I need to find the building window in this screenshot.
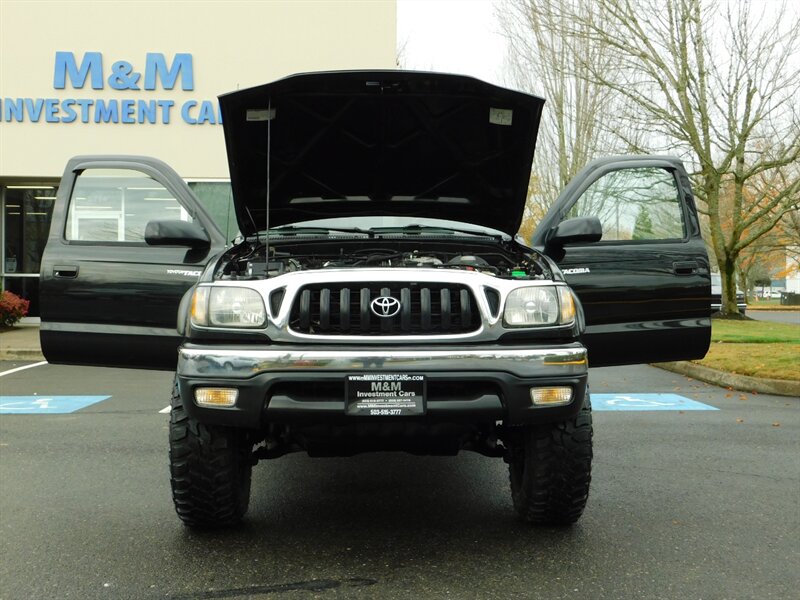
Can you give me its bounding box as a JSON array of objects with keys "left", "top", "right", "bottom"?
[
  {"left": 2, "top": 183, "right": 59, "bottom": 317},
  {"left": 3, "top": 185, "right": 57, "bottom": 273}
]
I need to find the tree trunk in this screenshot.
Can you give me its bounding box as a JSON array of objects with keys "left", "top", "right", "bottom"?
[{"left": 718, "top": 256, "right": 744, "bottom": 317}]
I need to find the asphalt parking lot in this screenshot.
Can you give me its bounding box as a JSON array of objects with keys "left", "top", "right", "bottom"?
[
  {"left": 748, "top": 310, "right": 800, "bottom": 324},
  {"left": 1, "top": 361, "right": 797, "bottom": 600}
]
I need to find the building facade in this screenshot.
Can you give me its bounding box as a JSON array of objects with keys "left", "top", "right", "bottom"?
[{"left": 0, "top": 0, "right": 397, "bottom": 315}]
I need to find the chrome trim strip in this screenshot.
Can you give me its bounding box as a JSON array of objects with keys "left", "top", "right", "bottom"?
[
  {"left": 42, "top": 321, "right": 179, "bottom": 337},
  {"left": 178, "top": 344, "right": 588, "bottom": 379},
  {"left": 195, "top": 268, "right": 573, "bottom": 344}
]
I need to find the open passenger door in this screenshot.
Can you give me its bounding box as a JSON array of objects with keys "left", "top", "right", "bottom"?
[
  {"left": 532, "top": 156, "right": 711, "bottom": 368},
  {"left": 39, "top": 156, "right": 227, "bottom": 370}
]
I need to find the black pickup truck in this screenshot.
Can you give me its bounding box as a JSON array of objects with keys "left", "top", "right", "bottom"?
[{"left": 39, "top": 71, "right": 711, "bottom": 528}]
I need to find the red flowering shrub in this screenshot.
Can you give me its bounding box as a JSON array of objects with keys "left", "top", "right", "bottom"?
[{"left": 0, "top": 290, "right": 29, "bottom": 326}]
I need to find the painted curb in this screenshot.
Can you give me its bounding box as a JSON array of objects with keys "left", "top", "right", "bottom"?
[{"left": 655, "top": 361, "right": 800, "bottom": 397}]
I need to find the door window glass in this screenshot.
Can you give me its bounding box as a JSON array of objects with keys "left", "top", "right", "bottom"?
[
  {"left": 65, "top": 169, "right": 192, "bottom": 242},
  {"left": 567, "top": 167, "right": 685, "bottom": 241}
]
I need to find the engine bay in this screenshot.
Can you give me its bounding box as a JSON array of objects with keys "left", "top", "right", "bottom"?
[{"left": 215, "top": 237, "right": 552, "bottom": 281}]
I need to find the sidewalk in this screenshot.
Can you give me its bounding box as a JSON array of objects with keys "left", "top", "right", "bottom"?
[
  {"left": 1, "top": 324, "right": 797, "bottom": 397},
  {"left": 0, "top": 323, "right": 46, "bottom": 361}
]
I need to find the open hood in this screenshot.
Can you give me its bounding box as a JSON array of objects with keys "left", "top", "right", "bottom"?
[{"left": 218, "top": 71, "right": 544, "bottom": 237}]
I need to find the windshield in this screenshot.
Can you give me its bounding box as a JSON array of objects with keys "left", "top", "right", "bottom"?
[{"left": 266, "top": 216, "right": 510, "bottom": 239}]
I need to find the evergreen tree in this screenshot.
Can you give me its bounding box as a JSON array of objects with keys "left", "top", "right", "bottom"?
[{"left": 632, "top": 206, "right": 653, "bottom": 240}]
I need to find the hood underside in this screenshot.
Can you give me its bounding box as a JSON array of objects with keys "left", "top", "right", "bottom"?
[{"left": 219, "top": 71, "right": 544, "bottom": 237}]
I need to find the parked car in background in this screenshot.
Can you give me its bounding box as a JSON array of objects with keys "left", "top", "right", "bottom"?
[{"left": 710, "top": 273, "right": 747, "bottom": 315}]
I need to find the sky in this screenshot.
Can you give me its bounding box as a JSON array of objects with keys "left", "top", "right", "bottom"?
[{"left": 397, "top": 0, "right": 509, "bottom": 86}]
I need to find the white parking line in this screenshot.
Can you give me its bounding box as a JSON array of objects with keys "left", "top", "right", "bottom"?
[
  {"left": 159, "top": 406, "right": 171, "bottom": 414},
  {"left": 0, "top": 361, "right": 48, "bottom": 378}
]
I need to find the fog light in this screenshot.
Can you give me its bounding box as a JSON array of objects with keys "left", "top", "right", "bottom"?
[
  {"left": 530, "top": 386, "right": 573, "bottom": 406},
  {"left": 195, "top": 388, "right": 238, "bottom": 408}
]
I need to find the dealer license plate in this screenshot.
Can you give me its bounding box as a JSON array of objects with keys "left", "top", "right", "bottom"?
[{"left": 345, "top": 374, "right": 426, "bottom": 416}]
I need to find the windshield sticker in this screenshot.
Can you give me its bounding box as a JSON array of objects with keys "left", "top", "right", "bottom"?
[
  {"left": 246, "top": 108, "right": 276, "bottom": 121},
  {"left": 562, "top": 267, "right": 591, "bottom": 275},
  {"left": 489, "top": 108, "right": 513, "bottom": 126}
]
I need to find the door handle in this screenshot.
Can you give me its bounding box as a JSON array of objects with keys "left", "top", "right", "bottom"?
[
  {"left": 53, "top": 265, "right": 79, "bottom": 278},
  {"left": 672, "top": 261, "right": 698, "bottom": 275}
]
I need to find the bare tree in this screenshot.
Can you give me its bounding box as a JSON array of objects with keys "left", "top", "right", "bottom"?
[
  {"left": 781, "top": 209, "right": 800, "bottom": 269},
  {"left": 396, "top": 36, "right": 408, "bottom": 69},
  {"left": 735, "top": 156, "right": 800, "bottom": 290},
  {"left": 735, "top": 229, "right": 786, "bottom": 300},
  {"left": 505, "top": 0, "right": 800, "bottom": 315},
  {"left": 498, "top": 0, "right": 629, "bottom": 241}
]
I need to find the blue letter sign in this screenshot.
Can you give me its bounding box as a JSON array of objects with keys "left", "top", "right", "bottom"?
[
  {"left": 53, "top": 51, "right": 104, "bottom": 89},
  {"left": 144, "top": 53, "right": 194, "bottom": 90}
]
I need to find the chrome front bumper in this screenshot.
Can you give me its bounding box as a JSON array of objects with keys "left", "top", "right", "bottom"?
[
  {"left": 177, "top": 343, "right": 588, "bottom": 379},
  {"left": 176, "top": 342, "right": 589, "bottom": 428}
]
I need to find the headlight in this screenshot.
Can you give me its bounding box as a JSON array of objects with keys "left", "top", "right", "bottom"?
[
  {"left": 557, "top": 286, "right": 576, "bottom": 324},
  {"left": 190, "top": 286, "right": 266, "bottom": 328},
  {"left": 503, "top": 286, "right": 574, "bottom": 327}
]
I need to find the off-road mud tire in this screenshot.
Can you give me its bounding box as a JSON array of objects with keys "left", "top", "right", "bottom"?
[
  {"left": 508, "top": 396, "right": 593, "bottom": 526},
  {"left": 169, "top": 379, "right": 253, "bottom": 527}
]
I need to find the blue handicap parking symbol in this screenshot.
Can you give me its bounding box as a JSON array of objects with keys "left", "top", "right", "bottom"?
[
  {"left": 0, "top": 396, "right": 111, "bottom": 414},
  {"left": 592, "top": 393, "right": 718, "bottom": 411}
]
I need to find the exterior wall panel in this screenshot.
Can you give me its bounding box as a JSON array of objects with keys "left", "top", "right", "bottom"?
[
  {"left": 0, "top": 0, "right": 397, "bottom": 178},
  {"left": 0, "top": 0, "right": 396, "bottom": 316}
]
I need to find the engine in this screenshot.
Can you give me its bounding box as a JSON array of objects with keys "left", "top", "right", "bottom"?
[{"left": 215, "top": 238, "right": 551, "bottom": 281}]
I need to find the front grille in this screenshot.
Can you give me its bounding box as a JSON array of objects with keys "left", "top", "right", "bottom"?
[{"left": 289, "top": 283, "right": 480, "bottom": 335}]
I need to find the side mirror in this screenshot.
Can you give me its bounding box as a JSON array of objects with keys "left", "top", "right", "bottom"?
[
  {"left": 145, "top": 220, "right": 210, "bottom": 249},
  {"left": 546, "top": 216, "right": 603, "bottom": 249}
]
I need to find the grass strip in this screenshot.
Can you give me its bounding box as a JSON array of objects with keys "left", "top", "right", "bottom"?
[
  {"left": 691, "top": 319, "right": 800, "bottom": 380},
  {"left": 694, "top": 342, "right": 800, "bottom": 381},
  {"left": 710, "top": 319, "right": 800, "bottom": 344}
]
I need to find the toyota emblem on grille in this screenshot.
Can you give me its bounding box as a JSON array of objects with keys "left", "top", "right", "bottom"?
[{"left": 371, "top": 296, "right": 401, "bottom": 318}]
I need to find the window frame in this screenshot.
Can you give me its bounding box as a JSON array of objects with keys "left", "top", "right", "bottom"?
[{"left": 62, "top": 166, "right": 204, "bottom": 246}]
